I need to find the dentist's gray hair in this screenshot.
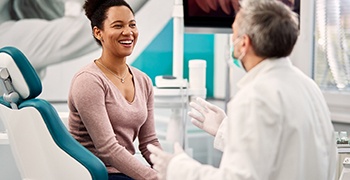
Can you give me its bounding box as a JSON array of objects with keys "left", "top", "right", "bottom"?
[{"left": 237, "top": 0, "right": 299, "bottom": 58}]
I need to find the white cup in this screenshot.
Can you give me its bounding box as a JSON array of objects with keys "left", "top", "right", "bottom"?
[{"left": 188, "top": 59, "right": 206, "bottom": 90}]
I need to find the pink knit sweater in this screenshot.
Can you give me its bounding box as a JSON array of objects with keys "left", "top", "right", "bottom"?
[{"left": 68, "top": 62, "right": 161, "bottom": 179}]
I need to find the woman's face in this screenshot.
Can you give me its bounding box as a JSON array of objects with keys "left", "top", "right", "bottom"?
[{"left": 99, "top": 6, "right": 138, "bottom": 58}]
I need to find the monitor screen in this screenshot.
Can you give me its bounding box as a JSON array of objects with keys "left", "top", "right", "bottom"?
[{"left": 183, "top": 0, "right": 300, "bottom": 34}]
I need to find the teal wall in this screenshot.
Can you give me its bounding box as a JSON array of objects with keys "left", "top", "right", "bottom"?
[{"left": 132, "top": 19, "right": 215, "bottom": 97}]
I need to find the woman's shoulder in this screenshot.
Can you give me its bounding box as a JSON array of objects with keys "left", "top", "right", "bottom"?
[
  {"left": 129, "top": 66, "right": 152, "bottom": 82},
  {"left": 129, "top": 66, "right": 146, "bottom": 76},
  {"left": 129, "top": 66, "right": 154, "bottom": 94},
  {"left": 73, "top": 61, "right": 103, "bottom": 80}
]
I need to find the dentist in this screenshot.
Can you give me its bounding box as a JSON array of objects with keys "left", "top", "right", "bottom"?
[{"left": 148, "top": 0, "right": 337, "bottom": 179}]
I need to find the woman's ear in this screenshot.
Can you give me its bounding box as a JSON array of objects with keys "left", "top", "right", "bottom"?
[{"left": 93, "top": 26, "right": 102, "bottom": 41}]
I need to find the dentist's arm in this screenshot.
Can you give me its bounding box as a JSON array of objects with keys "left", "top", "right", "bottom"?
[{"left": 188, "top": 97, "right": 227, "bottom": 151}]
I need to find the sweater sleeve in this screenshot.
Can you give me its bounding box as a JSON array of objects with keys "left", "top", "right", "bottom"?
[{"left": 69, "top": 72, "right": 157, "bottom": 180}]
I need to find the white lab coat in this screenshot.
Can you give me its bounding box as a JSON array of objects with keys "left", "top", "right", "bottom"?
[{"left": 167, "top": 57, "right": 337, "bottom": 180}]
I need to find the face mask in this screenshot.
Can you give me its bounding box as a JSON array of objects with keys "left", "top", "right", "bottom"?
[
  {"left": 230, "top": 45, "right": 243, "bottom": 68},
  {"left": 228, "top": 36, "right": 246, "bottom": 70}
]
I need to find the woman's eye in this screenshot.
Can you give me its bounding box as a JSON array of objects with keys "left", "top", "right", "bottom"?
[
  {"left": 114, "top": 24, "right": 123, "bottom": 28},
  {"left": 130, "top": 23, "right": 136, "bottom": 28}
]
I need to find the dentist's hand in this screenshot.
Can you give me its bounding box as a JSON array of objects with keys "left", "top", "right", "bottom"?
[
  {"left": 188, "top": 97, "right": 227, "bottom": 136},
  {"left": 148, "top": 142, "right": 184, "bottom": 180}
]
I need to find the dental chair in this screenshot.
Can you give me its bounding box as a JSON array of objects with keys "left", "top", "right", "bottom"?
[{"left": 0, "top": 46, "right": 108, "bottom": 180}]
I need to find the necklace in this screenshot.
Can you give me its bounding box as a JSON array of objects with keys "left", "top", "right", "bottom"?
[{"left": 96, "top": 60, "right": 128, "bottom": 83}]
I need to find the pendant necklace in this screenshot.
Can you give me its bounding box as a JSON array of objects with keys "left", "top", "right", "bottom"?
[{"left": 96, "top": 60, "right": 128, "bottom": 83}]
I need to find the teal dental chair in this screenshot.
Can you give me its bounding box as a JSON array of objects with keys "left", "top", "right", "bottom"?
[{"left": 0, "top": 46, "right": 108, "bottom": 180}]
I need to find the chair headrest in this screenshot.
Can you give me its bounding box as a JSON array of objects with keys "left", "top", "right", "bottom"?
[{"left": 0, "top": 46, "right": 42, "bottom": 100}]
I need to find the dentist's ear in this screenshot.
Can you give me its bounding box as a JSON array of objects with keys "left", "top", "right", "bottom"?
[
  {"left": 241, "top": 34, "right": 248, "bottom": 46},
  {"left": 240, "top": 34, "right": 252, "bottom": 52}
]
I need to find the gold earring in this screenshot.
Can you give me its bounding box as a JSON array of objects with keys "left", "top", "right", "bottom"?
[{"left": 96, "top": 36, "right": 103, "bottom": 41}]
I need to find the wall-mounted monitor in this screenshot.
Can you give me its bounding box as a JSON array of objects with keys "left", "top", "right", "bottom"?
[
  {"left": 183, "top": 0, "right": 237, "bottom": 34},
  {"left": 183, "top": 0, "right": 300, "bottom": 34}
]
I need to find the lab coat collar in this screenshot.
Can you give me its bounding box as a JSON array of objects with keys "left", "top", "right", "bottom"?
[{"left": 237, "top": 57, "right": 292, "bottom": 89}]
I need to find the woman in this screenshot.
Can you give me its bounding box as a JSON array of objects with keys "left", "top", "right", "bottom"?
[{"left": 68, "top": 0, "right": 161, "bottom": 179}]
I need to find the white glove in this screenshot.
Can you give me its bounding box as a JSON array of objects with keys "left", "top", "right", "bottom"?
[
  {"left": 188, "top": 97, "right": 227, "bottom": 136},
  {"left": 147, "top": 142, "right": 184, "bottom": 180}
]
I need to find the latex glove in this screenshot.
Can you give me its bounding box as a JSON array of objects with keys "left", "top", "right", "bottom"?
[
  {"left": 147, "top": 142, "right": 184, "bottom": 180},
  {"left": 188, "top": 97, "right": 226, "bottom": 136}
]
